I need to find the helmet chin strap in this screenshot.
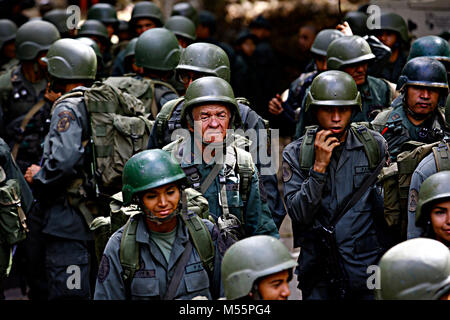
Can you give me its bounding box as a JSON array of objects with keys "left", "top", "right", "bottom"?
[
  {"left": 402, "top": 94, "right": 434, "bottom": 121},
  {"left": 139, "top": 199, "right": 180, "bottom": 225}
]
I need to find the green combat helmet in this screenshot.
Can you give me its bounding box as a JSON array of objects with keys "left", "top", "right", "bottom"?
[
  {"left": 415, "top": 171, "right": 450, "bottom": 228},
  {"left": 181, "top": 76, "right": 242, "bottom": 129},
  {"left": 134, "top": 28, "right": 180, "bottom": 71},
  {"left": 87, "top": 3, "right": 118, "bottom": 26},
  {"left": 76, "top": 37, "right": 102, "bottom": 60},
  {"left": 407, "top": 36, "right": 450, "bottom": 65},
  {"left": 0, "top": 19, "right": 17, "bottom": 50},
  {"left": 171, "top": 2, "right": 198, "bottom": 26},
  {"left": 310, "top": 29, "right": 344, "bottom": 57},
  {"left": 77, "top": 20, "right": 109, "bottom": 42},
  {"left": 176, "top": 42, "right": 231, "bottom": 83},
  {"left": 369, "top": 11, "right": 409, "bottom": 44},
  {"left": 15, "top": 20, "right": 60, "bottom": 61},
  {"left": 376, "top": 238, "right": 450, "bottom": 300},
  {"left": 326, "top": 35, "right": 376, "bottom": 70},
  {"left": 396, "top": 57, "right": 449, "bottom": 106},
  {"left": 305, "top": 70, "right": 362, "bottom": 112},
  {"left": 164, "top": 16, "right": 197, "bottom": 42},
  {"left": 122, "top": 149, "right": 186, "bottom": 206},
  {"left": 41, "top": 38, "right": 97, "bottom": 80},
  {"left": 130, "top": 1, "right": 164, "bottom": 27},
  {"left": 123, "top": 37, "right": 138, "bottom": 61},
  {"left": 221, "top": 235, "right": 297, "bottom": 300},
  {"left": 344, "top": 11, "right": 368, "bottom": 37},
  {"left": 43, "top": 9, "right": 72, "bottom": 36}
]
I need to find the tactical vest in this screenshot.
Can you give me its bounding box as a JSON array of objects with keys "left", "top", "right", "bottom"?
[
  {"left": 299, "top": 123, "right": 381, "bottom": 172},
  {"left": 379, "top": 140, "right": 450, "bottom": 240},
  {"left": 103, "top": 76, "right": 178, "bottom": 120}
]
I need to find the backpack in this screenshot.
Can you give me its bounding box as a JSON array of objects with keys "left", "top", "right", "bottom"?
[
  {"left": 299, "top": 123, "right": 382, "bottom": 172},
  {"left": 378, "top": 140, "right": 450, "bottom": 240},
  {"left": 104, "top": 76, "right": 178, "bottom": 120},
  {"left": 55, "top": 82, "right": 154, "bottom": 196},
  {"left": 0, "top": 166, "right": 28, "bottom": 277},
  {"left": 89, "top": 187, "right": 213, "bottom": 267}
]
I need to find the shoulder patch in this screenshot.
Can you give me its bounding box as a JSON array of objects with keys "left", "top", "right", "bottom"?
[
  {"left": 391, "top": 113, "right": 400, "bottom": 121},
  {"left": 56, "top": 110, "right": 75, "bottom": 132},
  {"left": 282, "top": 161, "right": 293, "bottom": 183},
  {"left": 408, "top": 188, "right": 418, "bottom": 212},
  {"left": 97, "top": 254, "right": 110, "bottom": 283}
]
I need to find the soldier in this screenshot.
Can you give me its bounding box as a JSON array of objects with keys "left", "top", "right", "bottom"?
[
  {"left": 0, "top": 19, "right": 18, "bottom": 73},
  {"left": 148, "top": 42, "right": 286, "bottom": 229},
  {"left": 43, "top": 9, "right": 76, "bottom": 39},
  {"left": 105, "top": 28, "right": 180, "bottom": 120},
  {"left": 412, "top": 171, "right": 450, "bottom": 247},
  {"left": 164, "top": 16, "right": 197, "bottom": 49},
  {"left": 367, "top": 12, "right": 409, "bottom": 84},
  {"left": 283, "top": 70, "right": 390, "bottom": 300},
  {"left": 221, "top": 235, "right": 297, "bottom": 300},
  {"left": 94, "top": 149, "right": 226, "bottom": 300},
  {"left": 270, "top": 29, "right": 344, "bottom": 139},
  {"left": 76, "top": 37, "right": 106, "bottom": 81},
  {"left": 326, "top": 36, "right": 393, "bottom": 122},
  {"left": 87, "top": 3, "right": 119, "bottom": 41},
  {"left": 163, "top": 76, "right": 279, "bottom": 239},
  {"left": 171, "top": 2, "right": 199, "bottom": 26},
  {"left": 371, "top": 57, "right": 449, "bottom": 161},
  {"left": 112, "top": 1, "right": 164, "bottom": 77},
  {"left": 375, "top": 238, "right": 450, "bottom": 300},
  {"left": 129, "top": 1, "right": 164, "bottom": 37},
  {"left": 0, "top": 20, "right": 60, "bottom": 173},
  {"left": 407, "top": 97, "right": 450, "bottom": 239},
  {"left": 24, "top": 38, "right": 98, "bottom": 299},
  {"left": 77, "top": 20, "right": 112, "bottom": 76},
  {"left": 407, "top": 35, "right": 450, "bottom": 74},
  {"left": 0, "top": 137, "right": 33, "bottom": 300}
]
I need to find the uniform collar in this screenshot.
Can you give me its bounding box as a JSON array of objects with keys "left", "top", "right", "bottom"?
[{"left": 344, "top": 126, "right": 364, "bottom": 151}]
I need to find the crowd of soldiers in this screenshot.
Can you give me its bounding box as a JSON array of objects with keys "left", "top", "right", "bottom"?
[{"left": 0, "top": 1, "right": 449, "bottom": 301}]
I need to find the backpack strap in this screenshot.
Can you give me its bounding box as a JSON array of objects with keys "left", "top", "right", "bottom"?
[
  {"left": 119, "top": 216, "right": 140, "bottom": 299},
  {"left": 155, "top": 97, "right": 184, "bottom": 147},
  {"left": 299, "top": 125, "right": 319, "bottom": 171},
  {"left": 148, "top": 79, "right": 178, "bottom": 120},
  {"left": 234, "top": 146, "right": 254, "bottom": 202},
  {"left": 433, "top": 141, "right": 450, "bottom": 171},
  {"left": 350, "top": 123, "right": 381, "bottom": 170}
]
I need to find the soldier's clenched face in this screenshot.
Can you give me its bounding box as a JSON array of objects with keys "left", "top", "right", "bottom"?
[
  {"left": 315, "top": 105, "right": 353, "bottom": 138},
  {"left": 191, "top": 104, "right": 231, "bottom": 144},
  {"left": 406, "top": 85, "right": 440, "bottom": 116}
]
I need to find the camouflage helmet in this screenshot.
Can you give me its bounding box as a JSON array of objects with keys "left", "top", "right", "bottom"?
[
  {"left": 171, "top": 2, "right": 198, "bottom": 26},
  {"left": 310, "top": 29, "right": 344, "bottom": 57},
  {"left": 181, "top": 76, "right": 241, "bottom": 128},
  {"left": 305, "top": 70, "right": 362, "bottom": 112},
  {"left": 15, "top": 20, "right": 60, "bottom": 61},
  {"left": 407, "top": 36, "right": 450, "bottom": 65},
  {"left": 396, "top": 57, "right": 449, "bottom": 103},
  {"left": 176, "top": 42, "right": 231, "bottom": 83},
  {"left": 375, "top": 238, "right": 450, "bottom": 300},
  {"left": 0, "top": 19, "right": 17, "bottom": 50},
  {"left": 76, "top": 37, "right": 102, "bottom": 59},
  {"left": 327, "top": 35, "right": 376, "bottom": 70},
  {"left": 369, "top": 11, "right": 409, "bottom": 44},
  {"left": 415, "top": 171, "right": 450, "bottom": 228},
  {"left": 130, "top": 1, "right": 164, "bottom": 27},
  {"left": 135, "top": 28, "right": 180, "bottom": 71},
  {"left": 78, "top": 20, "right": 109, "bottom": 42},
  {"left": 165, "top": 16, "right": 196, "bottom": 42},
  {"left": 122, "top": 149, "right": 186, "bottom": 206},
  {"left": 221, "top": 235, "right": 297, "bottom": 300},
  {"left": 87, "top": 3, "right": 118, "bottom": 25},
  {"left": 344, "top": 11, "right": 369, "bottom": 37},
  {"left": 41, "top": 38, "right": 97, "bottom": 80},
  {"left": 43, "top": 9, "right": 72, "bottom": 35}
]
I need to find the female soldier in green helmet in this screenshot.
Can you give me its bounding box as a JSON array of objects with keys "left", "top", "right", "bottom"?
[
  {"left": 94, "top": 149, "right": 225, "bottom": 300},
  {"left": 415, "top": 171, "right": 450, "bottom": 248}
]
